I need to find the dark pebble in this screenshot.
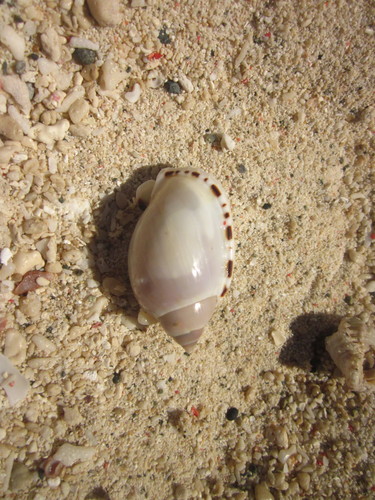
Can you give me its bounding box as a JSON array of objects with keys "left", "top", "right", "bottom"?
[
  {"left": 15, "top": 60, "right": 26, "bottom": 75},
  {"left": 28, "top": 53, "right": 39, "bottom": 61},
  {"left": 262, "top": 203, "right": 272, "bottom": 210},
  {"left": 237, "top": 164, "right": 247, "bottom": 174},
  {"left": 112, "top": 372, "right": 121, "bottom": 384},
  {"left": 73, "top": 48, "right": 98, "bottom": 66},
  {"left": 2, "top": 61, "right": 8, "bottom": 75},
  {"left": 158, "top": 27, "right": 171, "bottom": 45},
  {"left": 164, "top": 79, "right": 182, "bottom": 95},
  {"left": 225, "top": 407, "right": 239, "bottom": 421}
]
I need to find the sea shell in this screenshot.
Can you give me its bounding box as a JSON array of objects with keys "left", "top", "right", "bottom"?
[
  {"left": 325, "top": 316, "right": 375, "bottom": 392},
  {"left": 128, "top": 168, "right": 234, "bottom": 353}
]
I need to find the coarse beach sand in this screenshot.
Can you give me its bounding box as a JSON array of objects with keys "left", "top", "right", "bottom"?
[{"left": 0, "top": 0, "right": 374, "bottom": 498}]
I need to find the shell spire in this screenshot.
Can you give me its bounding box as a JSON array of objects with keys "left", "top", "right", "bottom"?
[{"left": 128, "top": 168, "right": 234, "bottom": 352}]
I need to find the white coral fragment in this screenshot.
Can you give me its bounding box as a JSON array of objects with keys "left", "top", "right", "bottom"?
[
  {"left": 0, "top": 75, "right": 31, "bottom": 115},
  {"left": 325, "top": 316, "right": 375, "bottom": 392},
  {"left": 29, "top": 119, "right": 70, "bottom": 146},
  {"left": 0, "top": 23, "right": 25, "bottom": 60}
]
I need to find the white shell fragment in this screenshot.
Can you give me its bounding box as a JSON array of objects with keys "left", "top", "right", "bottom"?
[
  {"left": 325, "top": 316, "right": 375, "bottom": 392},
  {"left": 128, "top": 168, "right": 234, "bottom": 353},
  {"left": 124, "top": 83, "right": 142, "bottom": 103}
]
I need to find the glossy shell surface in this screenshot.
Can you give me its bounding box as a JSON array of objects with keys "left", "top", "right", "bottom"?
[{"left": 128, "top": 168, "right": 234, "bottom": 352}]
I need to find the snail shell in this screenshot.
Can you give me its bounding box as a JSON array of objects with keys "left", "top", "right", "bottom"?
[{"left": 128, "top": 168, "right": 234, "bottom": 353}]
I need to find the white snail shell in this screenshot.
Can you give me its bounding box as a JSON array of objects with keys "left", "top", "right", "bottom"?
[{"left": 128, "top": 168, "right": 234, "bottom": 353}]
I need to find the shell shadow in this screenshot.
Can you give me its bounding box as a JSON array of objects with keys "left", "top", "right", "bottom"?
[
  {"left": 89, "top": 164, "right": 172, "bottom": 317},
  {"left": 279, "top": 312, "right": 342, "bottom": 372}
]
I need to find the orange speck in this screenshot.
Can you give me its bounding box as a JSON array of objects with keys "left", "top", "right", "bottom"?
[{"left": 191, "top": 406, "right": 200, "bottom": 417}]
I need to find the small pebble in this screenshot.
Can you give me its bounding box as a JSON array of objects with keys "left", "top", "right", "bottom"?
[
  {"left": 0, "top": 23, "right": 25, "bottom": 60},
  {"left": 13, "top": 250, "right": 44, "bottom": 275},
  {"left": 29, "top": 119, "right": 70, "bottom": 146},
  {"left": 32, "top": 334, "right": 56, "bottom": 353},
  {"left": 14, "top": 60, "right": 26, "bottom": 75},
  {"left": 73, "top": 48, "right": 98, "bottom": 66},
  {"left": 52, "top": 443, "right": 96, "bottom": 467},
  {"left": 297, "top": 472, "right": 311, "bottom": 491},
  {"left": 0, "top": 115, "right": 24, "bottom": 141},
  {"left": 0, "top": 75, "right": 31, "bottom": 114},
  {"left": 86, "top": 0, "right": 121, "bottom": 27},
  {"left": 69, "top": 37, "right": 99, "bottom": 51},
  {"left": 4, "top": 329, "right": 27, "bottom": 365},
  {"left": 178, "top": 73, "right": 194, "bottom": 93},
  {"left": 63, "top": 406, "right": 83, "bottom": 426},
  {"left": 126, "top": 341, "right": 141, "bottom": 357},
  {"left": 99, "top": 59, "right": 124, "bottom": 91},
  {"left": 68, "top": 98, "right": 90, "bottom": 124},
  {"left": 164, "top": 80, "right": 182, "bottom": 95},
  {"left": 221, "top": 133, "right": 236, "bottom": 151},
  {"left": 262, "top": 203, "right": 272, "bottom": 210},
  {"left": 158, "top": 27, "right": 171, "bottom": 45},
  {"left": 40, "top": 27, "right": 61, "bottom": 62},
  {"left": 254, "top": 482, "right": 274, "bottom": 500},
  {"left": 225, "top": 407, "right": 239, "bottom": 421},
  {"left": 9, "top": 462, "right": 36, "bottom": 492},
  {"left": 237, "top": 164, "right": 247, "bottom": 174}
]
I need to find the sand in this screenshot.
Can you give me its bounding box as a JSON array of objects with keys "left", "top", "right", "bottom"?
[{"left": 0, "top": 0, "right": 374, "bottom": 498}]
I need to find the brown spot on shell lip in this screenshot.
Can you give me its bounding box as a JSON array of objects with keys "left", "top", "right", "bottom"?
[
  {"left": 224, "top": 212, "right": 230, "bottom": 218},
  {"left": 221, "top": 286, "right": 228, "bottom": 297},
  {"left": 211, "top": 184, "right": 221, "bottom": 197},
  {"left": 226, "top": 226, "right": 233, "bottom": 240},
  {"left": 164, "top": 170, "right": 178, "bottom": 177},
  {"left": 191, "top": 172, "right": 200, "bottom": 177},
  {"left": 227, "top": 260, "right": 233, "bottom": 278}
]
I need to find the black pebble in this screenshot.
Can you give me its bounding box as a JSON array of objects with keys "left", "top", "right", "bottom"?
[
  {"left": 164, "top": 80, "right": 182, "bottom": 95},
  {"left": 73, "top": 48, "right": 98, "bottom": 66},
  {"left": 237, "top": 164, "right": 247, "bottom": 174},
  {"left": 112, "top": 372, "right": 121, "bottom": 384},
  {"left": 262, "top": 203, "right": 272, "bottom": 210},
  {"left": 28, "top": 53, "right": 39, "bottom": 61},
  {"left": 225, "top": 407, "right": 239, "bottom": 421},
  {"left": 158, "top": 27, "right": 171, "bottom": 45}
]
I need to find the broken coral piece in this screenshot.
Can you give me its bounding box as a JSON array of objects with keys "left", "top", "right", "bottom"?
[{"left": 325, "top": 316, "right": 375, "bottom": 392}]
